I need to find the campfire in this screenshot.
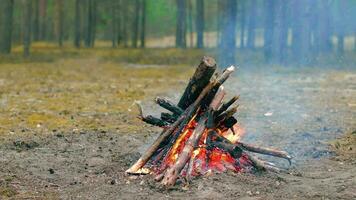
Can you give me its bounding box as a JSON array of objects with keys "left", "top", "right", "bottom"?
[{"left": 126, "top": 56, "right": 291, "bottom": 187}]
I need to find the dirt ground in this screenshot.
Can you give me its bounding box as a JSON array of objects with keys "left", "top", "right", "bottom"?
[{"left": 0, "top": 50, "right": 355, "bottom": 199}]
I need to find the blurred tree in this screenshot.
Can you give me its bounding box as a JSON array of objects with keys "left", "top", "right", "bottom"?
[
  {"left": 196, "top": 0, "right": 204, "bottom": 48},
  {"left": 140, "top": 0, "right": 146, "bottom": 48},
  {"left": 336, "top": 0, "right": 346, "bottom": 55},
  {"left": 111, "top": 0, "right": 118, "bottom": 48},
  {"left": 33, "top": 0, "right": 40, "bottom": 41},
  {"left": 176, "top": 0, "right": 187, "bottom": 48},
  {"left": 219, "top": 0, "right": 237, "bottom": 66},
  {"left": 317, "top": 0, "right": 332, "bottom": 54},
  {"left": 132, "top": 0, "right": 140, "bottom": 48},
  {"left": 55, "top": 0, "right": 64, "bottom": 47},
  {"left": 85, "top": 0, "right": 97, "bottom": 47},
  {"left": 187, "top": 0, "right": 193, "bottom": 47},
  {"left": 246, "top": 0, "right": 256, "bottom": 49},
  {"left": 23, "top": 0, "right": 32, "bottom": 57},
  {"left": 122, "top": 0, "right": 128, "bottom": 47},
  {"left": 291, "top": 0, "right": 312, "bottom": 65},
  {"left": 239, "top": 0, "right": 246, "bottom": 49},
  {"left": 39, "top": 0, "right": 47, "bottom": 40},
  {"left": 263, "top": 0, "right": 275, "bottom": 63},
  {"left": 271, "top": 0, "right": 288, "bottom": 64},
  {"left": 74, "top": 0, "right": 81, "bottom": 48},
  {"left": 0, "top": 0, "right": 14, "bottom": 54}
]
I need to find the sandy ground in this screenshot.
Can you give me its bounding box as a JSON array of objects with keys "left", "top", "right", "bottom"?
[{"left": 0, "top": 56, "right": 355, "bottom": 199}]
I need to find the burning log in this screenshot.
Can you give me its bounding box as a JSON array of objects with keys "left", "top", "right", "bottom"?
[
  {"left": 126, "top": 56, "right": 292, "bottom": 187},
  {"left": 161, "top": 87, "right": 225, "bottom": 187}
]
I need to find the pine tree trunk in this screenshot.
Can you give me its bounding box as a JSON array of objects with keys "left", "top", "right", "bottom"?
[
  {"left": 317, "top": 0, "right": 332, "bottom": 54},
  {"left": 140, "top": 0, "right": 146, "bottom": 48},
  {"left": 196, "top": 0, "right": 204, "bottom": 48},
  {"left": 337, "top": 0, "right": 346, "bottom": 56},
  {"left": 219, "top": 0, "right": 237, "bottom": 66},
  {"left": 239, "top": 0, "right": 246, "bottom": 49},
  {"left": 187, "top": 0, "right": 194, "bottom": 47},
  {"left": 132, "top": 0, "right": 140, "bottom": 48},
  {"left": 33, "top": 0, "right": 40, "bottom": 41},
  {"left": 111, "top": 0, "right": 118, "bottom": 48},
  {"left": 55, "top": 0, "right": 64, "bottom": 47},
  {"left": 90, "top": 0, "right": 97, "bottom": 47},
  {"left": 263, "top": 0, "right": 275, "bottom": 63},
  {"left": 291, "top": 0, "right": 312, "bottom": 65},
  {"left": 122, "top": 1, "right": 128, "bottom": 47},
  {"left": 23, "top": 0, "right": 32, "bottom": 57},
  {"left": 0, "top": 0, "right": 14, "bottom": 54},
  {"left": 271, "top": 0, "right": 288, "bottom": 64},
  {"left": 39, "top": 0, "right": 47, "bottom": 40},
  {"left": 74, "top": 0, "right": 81, "bottom": 48},
  {"left": 176, "top": 0, "right": 187, "bottom": 48},
  {"left": 85, "top": 0, "right": 92, "bottom": 47},
  {"left": 246, "top": 0, "right": 256, "bottom": 49}
]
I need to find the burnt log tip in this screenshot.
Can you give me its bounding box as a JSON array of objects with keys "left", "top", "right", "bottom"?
[{"left": 201, "top": 56, "right": 216, "bottom": 68}]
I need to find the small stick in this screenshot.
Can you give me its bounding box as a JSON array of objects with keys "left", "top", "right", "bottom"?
[{"left": 155, "top": 97, "right": 183, "bottom": 116}]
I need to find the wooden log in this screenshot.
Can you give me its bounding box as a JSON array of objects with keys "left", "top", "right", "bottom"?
[
  {"left": 202, "top": 66, "right": 235, "bottom": 108},
  {"left": 126, "top": 79, "right": 217, "bottom": 174},
  {"left": 177, "top": 56, "right": 217, "bottom": 109},
  {"left": 216, "top": 95, "right": 239, "bottom": 116},
  {"left": 215, "top": 105, "right": 238, "bottom": 124},
  {"left": 238, "top": 142, "right": 292, "bottom": 165},
  {"left": 210, "top": 128, "right": 291, "bottom": 163},
  {"left": 161, "top": 87, "right": 225, "bottom": 187},
  {"left": 160, "top": 112, "right": 176, "bottom": 123},
  {"left": 155, "top": 97, "right": 183, "bottom": 116},
  {"left": 141, "top": 115, "right": 170, "bottom": 127}
]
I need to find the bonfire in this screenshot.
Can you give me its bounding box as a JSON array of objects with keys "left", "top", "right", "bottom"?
[{"left": 126, "top": 56, "right": 291, "bottom": 187}]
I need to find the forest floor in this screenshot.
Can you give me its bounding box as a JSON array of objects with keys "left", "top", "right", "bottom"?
[{"left": 0, "top": 45, "right": 355, "bottom": 199}]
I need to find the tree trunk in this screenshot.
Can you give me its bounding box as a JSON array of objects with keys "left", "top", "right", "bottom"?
[
  {"left": 122, "top": 0, "right": 128, "bottom": 47},
  {"left": 337, "top": 0, "right": 346, "bottom": 56},
  {"left": 0, "top": 0, "right": 14, "bottom": 54},
  {"left": 176, "top": 0, "right": 187, "bottom": 48},
  {"left": 291, "top": 0, "right": 312, "bottom": 65},
  {"left": 219, "top": 0, "right": 237, "bottom": 66},
  {"left": 74, "top": 0, "right": 81, "bottom": 48},
  {"left": 317, "top": 0, "right": 332, "bottom": 54},
  {"left": 140, "top": 0, "right": 146, "bottom": 48},
  {"left": 132, "top": 0, "right": 140, "bottom": 48},
  {"left": 55, "top": 0, "right": 64, "bottom": 47},
  {"left": 239, "top": 0, "right": 246, "bottom": 49},
  {"left": 196, "top": 0, "right": 204, "bottom": 48},
  {"left": 187, "top": 0, "right": 194, "bottom": 47},
  {"left": 271, "top": 0, "right": 288, "bottom": 64},
  {"left": 246, "top": 0, "right": 256, "bottom": 49},
  {"left": 263, "top": 0, "right": 275, "bottom": 63},
  {"left": 39, "top": 0, "right": 47, "bottom": 40},
  {"left": 33, "top": 0, "right": 40, "bottom": 41},
  {"left": 111, "top": 0, "right": 118, "bottom": 48},
  {"left": 117, "top": 0, "right": 122, "bottom": 46},
  {"left": 91, "top": 0, "right": 97, "bottom": 47},
  {"left": 23, "top": 0, "right": 32, "bottom": 57}
]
